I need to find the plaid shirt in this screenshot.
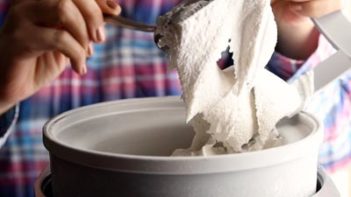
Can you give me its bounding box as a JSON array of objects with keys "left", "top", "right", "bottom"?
[{"left": 0, "top": 1, "right": 350, "bottom": 197}]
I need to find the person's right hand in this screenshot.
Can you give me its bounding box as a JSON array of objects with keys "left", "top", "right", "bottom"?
[{"left": 0, "top": 0, "right": 121, "bottom": 114}]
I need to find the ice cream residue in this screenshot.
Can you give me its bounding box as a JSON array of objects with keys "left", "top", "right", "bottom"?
[{"left": 156, "top": 0, "right": 303, "bottom": 155}]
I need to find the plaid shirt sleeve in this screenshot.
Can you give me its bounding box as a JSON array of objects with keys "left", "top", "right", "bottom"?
[
  {"left": 267, "top": 35, "right": 336, "bottom": 81},
  {"left": 267, "top": 35, "right": 351, "bottom": 172},
  {"left": 0, "top": 105, "right": 19, "bottom": 148}
]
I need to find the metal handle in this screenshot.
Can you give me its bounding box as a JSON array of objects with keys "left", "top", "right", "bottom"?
[
  {"left": 104, "top": 14, "right": 156, "bottom": 32},
  {"left": 311, "top": 11, "right": 351, "bottom": 90}
]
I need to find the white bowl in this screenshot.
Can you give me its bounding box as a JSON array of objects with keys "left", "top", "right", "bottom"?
[{"left": 43, "top": 97, "right": 323, "bottom": 197}]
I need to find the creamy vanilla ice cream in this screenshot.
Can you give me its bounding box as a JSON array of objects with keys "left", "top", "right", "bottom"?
[{"left": 156, "top": 0, "right": 304, "bottom": 155}]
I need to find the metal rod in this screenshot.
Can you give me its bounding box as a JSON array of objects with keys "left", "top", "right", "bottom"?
[{"left": 104, "top": 14, "right": 156, "bottom": 32}]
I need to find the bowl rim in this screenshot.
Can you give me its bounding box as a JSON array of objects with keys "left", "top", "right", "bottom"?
[{"left": 43, "top": 96, "right": 323, "bottom": 175}]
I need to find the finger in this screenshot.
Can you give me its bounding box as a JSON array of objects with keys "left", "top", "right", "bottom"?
[
  {"left": 29, "top": 26, "right": 87, "bottom": 74},
  {"left": 87, "top": 42, "right": 94, "bottom": 57},
  {"left": 27, "top": 0, "right": 89, "bottom": 53},
  {"left": 73, "top": 0, "right": 105, "bottom": 42},
  {"left": 49, "top": 51, "right": 67, "bottom": 76},
  {"left": 53, "top": 51, "right": 67, "bottom": 68},
  {"left": 289, "top": 0, "right": 342, "bottom": 17},
  {"left": 96, "top": 0, "right": 121, "bottom": 16},
  {"left": 36, "top": 52, "right": 67, "bottom": 81}
]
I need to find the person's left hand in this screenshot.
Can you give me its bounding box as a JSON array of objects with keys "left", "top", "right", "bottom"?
[
  {"left": 272, "top": 0, "right": 342, "bottom": 24},
  {"left": 271, "top": 0, "right": 342, "bottom": 59}
]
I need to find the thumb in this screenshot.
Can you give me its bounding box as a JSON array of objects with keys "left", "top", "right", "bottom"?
[{"left": 97, "top": 0, "right": 121, "bottom": 16}]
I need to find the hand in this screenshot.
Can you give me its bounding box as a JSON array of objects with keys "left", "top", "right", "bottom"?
[
  {"left": 0, "top": 0, "right": 121, "bottom": 114},
  {"left": 271, "top": 0, "right": 342, "bottom": 59},
  {"left": 272, "top": 0, "right": 342, "bottom": 23}
]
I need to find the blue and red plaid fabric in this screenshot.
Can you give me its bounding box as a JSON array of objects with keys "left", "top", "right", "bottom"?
[
  {"left": 0, "top": 1, "right": 350, "bottom": 197},
  {"left": 269, "top": 35, "right": 351, "bottom": 172}
]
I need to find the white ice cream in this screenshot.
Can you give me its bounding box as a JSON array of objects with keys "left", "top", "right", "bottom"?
[{"left": 156, "top": 0, "right": 303, "bottom": 155}]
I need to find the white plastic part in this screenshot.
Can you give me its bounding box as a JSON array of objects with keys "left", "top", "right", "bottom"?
[{"left": 43, "top": 97, "right": 324, "bottom": 197}]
